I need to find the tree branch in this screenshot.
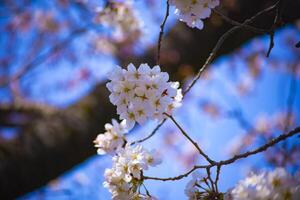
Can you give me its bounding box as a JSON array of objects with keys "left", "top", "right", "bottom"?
[
  {"left": 136, "top": 2, "right": 279, "bottom": 145},
  {"left": 144, "top": 126, "right": 300, "bottom": 181},
  {"left": 166, "top": 113, "right": 215, "bottom": 165},
  {"left": 157, "top": 0, "right": 170, "bottom": 65}
]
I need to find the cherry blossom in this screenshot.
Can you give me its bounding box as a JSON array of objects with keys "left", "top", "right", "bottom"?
[
  {"left": 107, "top": 63, "right": 182, "bottom": 128},
  {"left": 170, "top": 0, "right": 220, "bottom": 29},
  {"left": 94, "top": 119, "right": 128, "bottom": 155},
  {"left": 103, "top": 144, "right": 162, "bottom": 200}
]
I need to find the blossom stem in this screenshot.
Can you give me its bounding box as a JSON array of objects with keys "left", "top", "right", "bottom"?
[{"left": 164, "top": 113, "right": 216, "bottom": 165}]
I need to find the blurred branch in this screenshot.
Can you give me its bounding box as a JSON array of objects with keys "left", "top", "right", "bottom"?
[
  {"left": 9, "top": 34, "right": 46, "bottom": 101},
  {"left": 225, "top": 109, "right": 254, "bottom": 132},
  {"left": 212, "top": 8, "right": 269, "bottom": 34},
  {"left": 0, "top": 100, "right": 58, "bottom": 115},
  {"left": 0, "top": 27, "right": 88, "bottom": 88},
  {"left": 283, "top": 64, "right": 297, "bottom": 132}
]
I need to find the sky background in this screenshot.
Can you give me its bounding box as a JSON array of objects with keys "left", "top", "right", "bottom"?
[
  {"left": 20, "top": 26, "right": 300, "bottom": 199},
  {"left": 0, "top": 0, "right": 299, "bottom": 199}
]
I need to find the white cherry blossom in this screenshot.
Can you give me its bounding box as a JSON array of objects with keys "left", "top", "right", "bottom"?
[
  {"left": 107, "top": 63, "right": 182, "bottom": 128},
  {"left": 94, "top": 119, "right": 128, "bottom": 155},
  {"left": 103, "top": 144, "right": 162, "bottom": 199}
]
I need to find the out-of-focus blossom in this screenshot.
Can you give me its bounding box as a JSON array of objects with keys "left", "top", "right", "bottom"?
[
  {"left": 170, "top": 0, "right": 220, "bottom": 29},
  {"left": 94, "top": 1, "right": 143, "bottom": 43},
  {"left": 200, "top": 101, "right": 221, "bottom": 118},
  {"left": 227, "top": 168, "right": 300, "bottom": 200},
  {"left": 93, "top": 36, "right": 117, "bottom": 55},
  {"left": 35, "top": 10, "right": 60, "bottom": 33}
]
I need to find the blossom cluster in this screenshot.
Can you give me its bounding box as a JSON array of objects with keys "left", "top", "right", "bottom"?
[
  {"left": 103, "top": 145, "right": 161, "bottom": 200},
  {"left": 94, "top": 119, "right": 128, "bottom": 155},
  {"left": 94, "top": 0, "right": 143, "bottom": 43},
  {"left": 106, "top": 63, "right": 182, "bottom": 128},
  {"left": 227, "top": 168, "right": 300, "bottom": 200},
  {"left": 94, "top": 119, "right": 161, "bottom": 199},
  {"left": 170, "top": 0, "right": 220, "bottom": 29}
]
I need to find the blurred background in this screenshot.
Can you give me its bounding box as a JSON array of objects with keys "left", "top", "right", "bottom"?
[{"left": 0, "top": 0, "right": 300, "bottom": 199}]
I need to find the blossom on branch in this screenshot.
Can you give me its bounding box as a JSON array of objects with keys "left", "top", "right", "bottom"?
[
  {"left": 103, "top": 144, "right": 161, "bottom": 200},
  {"left": 94, "top": 119, "right": 128, "bottom": 155},
  {"left": 107, "top": 63, "right": 182, "bottom": 128},
  {"left": 170, "top": 0, "right": 220, "bottom": 29}
]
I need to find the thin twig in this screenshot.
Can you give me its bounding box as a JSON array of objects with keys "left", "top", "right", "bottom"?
[
  {"left": 183, "top": 3, "right": 278, "bottom": 96},
  {"left": 217, "top": 127, "right": 300, "bottom": 166},
  {"left": 143, "top": 165, "right": 207, "bottom": 181},
  {"left": 267, "top": 31, "right": 275, "bottom": 57},
  {"left": 131, "top": 119, "right": 166, "bottom": 145},
  {"left": 166, "top": 113, "right": 216, "bottom": 164},
  {"left": 267, "top": 0, "right": 286, "bottom": 57},
  {"left": 144, "top": 126, "right": 300, "bottom": 181},
  {"left": 206, "top": 167, "right": 215, "bottom": 192},
  {"left": 196, "top": 183, "right": 211, "bottom": 193},
  {"left": 213, "top": 9, "right": 269, "bottom": 34},
  {"left": 214, "top": 165, "right": 221, "bottom": 193},
  {"left": 157, "top": 0, "right": 170, "bottom": 65},
  {"left": 134, "top": 2, "right": 279, "bottom": 146}
]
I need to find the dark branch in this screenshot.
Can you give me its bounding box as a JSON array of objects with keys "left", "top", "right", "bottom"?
[
  {"left": 144, "top": 126, "right": 300, "bottom": 181},
  {"left": 157, "top": 0, "right": 170, "bottom": 65}
]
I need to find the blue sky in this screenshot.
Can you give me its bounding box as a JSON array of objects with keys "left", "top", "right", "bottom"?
[
  {"left": 20, "top": 25, "right": 300, "bottom": 199},
  {"left": 1, "top": 0, "right": 299, "bottom": 199}
]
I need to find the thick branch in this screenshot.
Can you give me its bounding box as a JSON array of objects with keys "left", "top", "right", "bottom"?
[{"left": 0, "top": 85, "right": 116, "bottom": 199}]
